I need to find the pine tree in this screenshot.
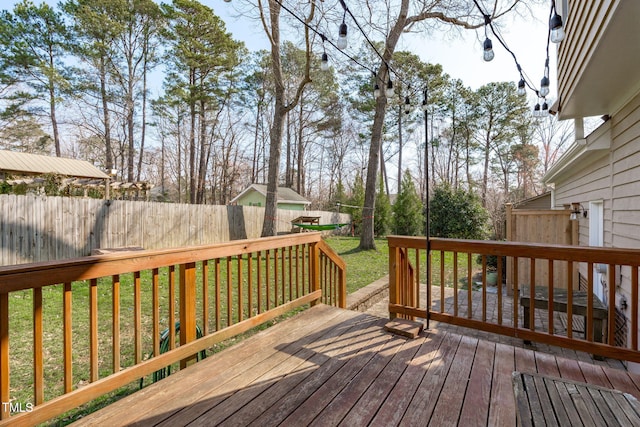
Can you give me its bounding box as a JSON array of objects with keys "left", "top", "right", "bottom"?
[
  {"left": 374, "top": 175, "right": 392, "bottom": 237},
  {"left": 393, "top": 170, "right": 424, "bottom": 236}
]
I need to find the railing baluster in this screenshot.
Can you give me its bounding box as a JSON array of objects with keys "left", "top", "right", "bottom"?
[
  {"left": 466, "top": 253, "right": 472, "bottom": 319},
  {"left": 567, "top": 263, "right": 573, "bottom": 339},
  {"left": 266, "top": 250, "right": 271, "bottom": 310},
  {"left": 152, "top": 268, "right": 160, "bottom": 356},
  {"left": 226, "top": 257, "right": 232, "bottom": 326},
  {"left": 440, "top": 251, "right": 445, "bottom": 313},
  {"left": 247, "top": 254, "right": 253, "bottom": 318},
  {"left": 273, "top": 248, "right": 279, "bottom": 307},
  {"left": 63, "top": 282, "right": 72, "bottom": 393},
  {"left": 237, "top": 256, "right": 243, "bottom": 322},
  {"left": 134, "top": 272, "right": 141, "bottom": 364},
  {"left": 414, "top": 249, "right": 420, "bottom": 312},
  {"left": 112, "top": 275, "right": 120, "bottom": 372},
  {"left": 548, "top": 260, "right": 554, "bottom": 336},
  {"left": 295, "top": 245, "right": 300, "bottom": 299},
  {"left": 289, "top": 246, "right": 293, "bottom": 303},
  {"left": 169, "top": 266, "right": 176, "bottom": 350},
  {"left": 90, "top": 278, "right": 98, "bottom": 382},
  {"left": 281, "top": 247, "right": 286, "bottom": 304},
  {"left": 513, "top": 258, "right": 519, "bottom": 330},
  {"left": 633, "top": 266, "right": 638, "bottom": 351},
  {"left": 1, "top": 291, "right": 9, "bottom": 420},
  {"left": 33, "top": 287, "right": 43, "bottom": 405},
  {"left": 257, "top": 252, "right": 262, "bottom": 314},
  {"left": 587, "top": 262, "right": 594, "bottom": 342},
  {"left": 497, "top": 255, "right": 503, "bottom": 325},
  {"left": 214, "top": 259, "right": 220, "bottom": 330},
  {"left": 608, "top": 263, "right": 616, "bottom": 346},
  {"left": 529, "top": 260, "right": 535, "bottom": 332},
  {"left": 453, "top": 252, "right": 458, "bottom": 317},
  {"left": 202, "top": 261, "right": 209, "bottom": 335},
  {"left": 482, "top": 255, "right": 487, "bottom": 322}
]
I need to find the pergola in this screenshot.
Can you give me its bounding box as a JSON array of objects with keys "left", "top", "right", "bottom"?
[{"left": 0, "top": 150, "right": 148, "bottom": 199}]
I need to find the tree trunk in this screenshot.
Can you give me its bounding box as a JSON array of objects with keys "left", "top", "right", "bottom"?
[
  {"left": 359, "top": 0, "right": 409, "bottom": 250},
  {"left": 100, "top": 57, "right": 113, "bottom": 171}
]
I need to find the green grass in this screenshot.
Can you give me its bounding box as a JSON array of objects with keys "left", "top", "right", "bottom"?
[{"left": 324, "top": 236, "right": 389, "bottom": 293}]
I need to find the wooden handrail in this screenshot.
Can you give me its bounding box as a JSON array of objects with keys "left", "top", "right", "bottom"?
[
  {"left": 387, "top": 235, "right": 640, "bottom": 363},
  {"left": 0, "top": 233, "right": 346, "bottom": 424}
]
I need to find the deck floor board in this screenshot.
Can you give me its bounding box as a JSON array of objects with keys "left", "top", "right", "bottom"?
[{"left": 72, "top": 305, "right": 640, "bottom": 427}]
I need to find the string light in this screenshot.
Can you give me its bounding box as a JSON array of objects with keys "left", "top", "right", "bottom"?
[
  {"left": 404, "top": 95, "right": 411, "bottom": 114},
  {"left": 226, "top": 0, "right": 557, "bottom": 112},
  {"left": 482, "top": 15, "right": 494, "bottom": 62},
  {"left": 549, "top": 1, "right": 565, "bottom": 43},
  {"left": 385, "top": 78, "right": 394, "bottom": 98},
  {"left": 337, "top": 17, "right": 348, "bottom": 50}
]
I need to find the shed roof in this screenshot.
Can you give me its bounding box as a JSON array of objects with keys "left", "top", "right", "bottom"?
[
  {"left": 230, "top": 184, "right": 310, "bottom": 205},
  {"left": 0, "top": 150, "right": 109, "bottom": 179}
]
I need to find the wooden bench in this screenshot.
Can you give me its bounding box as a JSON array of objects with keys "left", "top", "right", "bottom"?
[
  {"left": 519, "top": 286, "right": 608, "bottom": 343},
  {"left": 512, "top": 371, "right": 640, "bottom": 426}
]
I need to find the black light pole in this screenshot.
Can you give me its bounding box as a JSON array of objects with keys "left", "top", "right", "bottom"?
[{"left": 422, "top": 88, "right": 430, "bottom": 329}]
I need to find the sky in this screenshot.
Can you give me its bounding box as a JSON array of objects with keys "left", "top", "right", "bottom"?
[
  {"left": 205, "top": 1, "right": 558, "bottom": 99},
  {"left": 3, "top": 0, "right": 558, "bottom": 101}
]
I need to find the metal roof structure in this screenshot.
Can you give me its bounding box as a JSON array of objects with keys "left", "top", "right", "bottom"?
[{"left": 0, "top": 150, "right": 109, "bottom": 179}]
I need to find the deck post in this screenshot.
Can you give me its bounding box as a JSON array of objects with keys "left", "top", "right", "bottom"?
[
  {"left": 180, "top": 262, "right": 197, "bottom": 368},
  {"left": 0, "top": 292, "right": 8, "bottom": 420}
]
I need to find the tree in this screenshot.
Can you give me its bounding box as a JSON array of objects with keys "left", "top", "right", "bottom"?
[
  {"left": 359, "top": 0, "right": 529, "bottom": 250},
  {"left": 63, "top": 0, "right": 126, "bottom": 170},
  {"left": 430, "top": 183, "right": 488, "bottom": 239},
  {"left": 393, "top": 170, "right": 424, "bottom": 236},
  {"left": 3, "top": 0, "right": 70, "bottom": 156},
  {"left": 163, "top": 0, "right": 243, "bottom": 203},
  {"left": 475, "top": 81, "right": 529, "bottom": 205},
  {"left": 256, "top": 0, "right": 318, "bottom": 236},
  {"left": 374, "top": 175, "right": 392, "bottom": 236}
]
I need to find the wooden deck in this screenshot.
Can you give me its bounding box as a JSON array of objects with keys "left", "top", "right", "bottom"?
[{"left": 73, "top": 305, "right": 640, "bottom": 426}]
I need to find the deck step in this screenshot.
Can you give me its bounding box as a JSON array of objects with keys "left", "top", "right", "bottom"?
[{"left": 384, "top": 319, "right": 424, "bottom": 339}]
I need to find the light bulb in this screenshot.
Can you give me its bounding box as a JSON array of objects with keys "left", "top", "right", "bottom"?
[
  {"left": 320, "top": 52, "right": 329, "bottom": 71},
  {"left": 517, "top": 79, "right": 526, "bottom": 96},
  {"left": 421, "top": 99, "right": 428, "bottom": 112},
  {"left": 541, "top": 101, "right": 549, "bottom": 117},
  {"left": 540, "top": 76, "right": 550, "bottom": 97},
  {"left": 533, "top": 103, "right": 541, "bottom": 118},
  {"left": 483, "top": 38, "right": 494, "bottom": 62},
  {"left": 404, "top": 96, "right": 410, "bottom": 114},
  {"left": 337, "top": 23, "right": 347, "bottom": 50},
  {"left": 550, "top": 13, "right": 565, "bottom": 43},
  {"left": 385, "top": 79, "right": 394, "bottom": 98},
  {"left": 374, "top": 83, "right": 381, "bottom": 98}
]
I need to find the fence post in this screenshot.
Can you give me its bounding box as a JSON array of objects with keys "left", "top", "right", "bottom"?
[
  {"left": 0, "top": 292, "right": 8, "bottom": 420},
  {"left": 180, "top": 262, "right": 197, "bottom": 368}
]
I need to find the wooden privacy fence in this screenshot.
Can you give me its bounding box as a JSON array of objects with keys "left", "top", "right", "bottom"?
[
  {"left": 506, "top": 204, "right": 578, "bottom": 293},
  {"left": 388, "top": 236, "right": 640, "bottom": 363},
  {"left": 0, "top": 232, "right": 346, "bottom": 425},
  {"left": 0, "top": 194, "right": 350, "bottom": 266}
]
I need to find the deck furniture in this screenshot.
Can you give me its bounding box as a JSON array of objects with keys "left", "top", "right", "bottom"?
[
  {"left": 519, "top": 286, "right": 608, "bottom": 343},
  {"left": 513, "top": 371, "right": 640, "bottom": 426}
]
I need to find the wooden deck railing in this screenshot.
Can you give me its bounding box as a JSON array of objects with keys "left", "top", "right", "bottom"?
[
  {"left": 0, "top": 233, "right": 346, "bottom": 425},
  {"left": 388, "top": 236, "right": 640, "bottom": 363}
]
